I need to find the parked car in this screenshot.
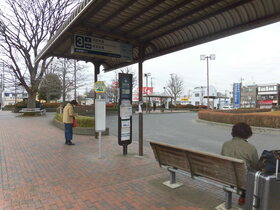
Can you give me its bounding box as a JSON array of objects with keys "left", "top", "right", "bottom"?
[{"left": 221, "top": 106, "right": 233, "bottom": 110}]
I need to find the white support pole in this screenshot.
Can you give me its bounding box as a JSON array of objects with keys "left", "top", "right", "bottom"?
[{"left": 98, "top": 131, "right": 102, "bottom": 158}]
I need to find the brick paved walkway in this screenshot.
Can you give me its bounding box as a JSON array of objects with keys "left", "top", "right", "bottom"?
[{"left": 0, "top": 111, "right": 237, "bottom": 210}]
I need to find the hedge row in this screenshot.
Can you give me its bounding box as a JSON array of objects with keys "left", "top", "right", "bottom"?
[
  {"left": 198, "top": 110, "right": 280, "bottom": 128},
  {"left": 215, "top": 108, "right": 270, "bottom": 113},
  {"left": 55, "top": 113, "right": 95, "bottom": 127}
]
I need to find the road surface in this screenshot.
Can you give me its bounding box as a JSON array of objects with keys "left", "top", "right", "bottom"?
[{"left": 106, "top": 112, "right": 280, "bottom": 155}]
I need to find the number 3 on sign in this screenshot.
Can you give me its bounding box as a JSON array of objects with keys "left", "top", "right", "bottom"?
[{"left": 75, "top": 36, "right": 84, "bottom": 48}]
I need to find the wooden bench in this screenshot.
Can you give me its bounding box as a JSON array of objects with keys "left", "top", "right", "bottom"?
[
  {"left": 150, "top": 141, "right": 247, "bottom": 210},
  {"left": 19, "top": 108, "right": 46, "bottom": 116}
]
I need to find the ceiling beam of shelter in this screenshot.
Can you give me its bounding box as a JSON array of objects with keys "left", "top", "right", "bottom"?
[
  {"left": 144, "top": 0, "right": 253, "bottom": 43},
  {"left": 137, "top": 0, "right": 225, "bottom": 41},
  {"left": 125, "top": 0, "right": 195, "bottom": 35},
  {"left": 96, "top": 1, "right": 135, "bottom": 27},
  {"left": 72, "top": 0, "right": 111, "bottom": 28},
  {"left": 110, "top": 0, "right": 166, "bottom": 32},
  {"left": 144, "top": 13, "right": 280, "bottom": 61}
]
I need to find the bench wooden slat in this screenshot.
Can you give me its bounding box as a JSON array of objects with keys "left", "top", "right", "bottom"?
[
  {"left": 150, "top": 141, "right": 247, "bottom": 190},
  {"left": 154, "top": 145, "right": 189, "bottom": 170}
]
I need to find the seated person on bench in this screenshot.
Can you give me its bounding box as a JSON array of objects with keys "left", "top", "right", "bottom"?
[{"left": 221, "top": 122, "right": 259, "bottom": 206}]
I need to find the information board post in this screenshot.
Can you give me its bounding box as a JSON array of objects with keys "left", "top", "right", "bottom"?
[
  {"left": 94, "top": 81, "right": 106, "bottom": 158},
  {"left": 118, "top": 73, "right": 133, "bottom": 155}
]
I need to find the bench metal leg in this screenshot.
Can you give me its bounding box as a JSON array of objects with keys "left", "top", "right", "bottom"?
[
  {"left": 224, "top": 190, "right": 232, "bottom": 209},
  {"left": 170, "top": 170, "right": 176, "bottom": 184},
  {"left": 163, "top": 168, "right": 183, "bottom": 189}
]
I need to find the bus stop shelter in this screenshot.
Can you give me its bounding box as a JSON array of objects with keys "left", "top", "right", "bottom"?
[
  {"left": 35, "top": 0, "right": 280, "bottom": 155},
  {"left": 146, "top": 94, "right": 174, "bottom": 112}
]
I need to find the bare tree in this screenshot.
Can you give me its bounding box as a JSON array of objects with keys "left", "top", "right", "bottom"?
[
  {"left": 47, "top": 58, "right": 93, "bottom": 103},
  {"left": 166, "top": 74, "right": 184, "bottom": 103},
  {"left": 2, "top": 68, "right": 24, "bottom": 104},
  {"left": 0, "top": 0, "right": 79, "bottom": 107}
]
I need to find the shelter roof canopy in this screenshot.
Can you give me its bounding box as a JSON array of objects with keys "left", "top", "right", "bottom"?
[{"left": 36, "top": 0, "right": 280, "bottom": 72}]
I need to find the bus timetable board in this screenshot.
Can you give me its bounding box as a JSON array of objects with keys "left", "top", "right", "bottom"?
[{"left": 118, "top": 73, "right": 133, "bottom": 155}]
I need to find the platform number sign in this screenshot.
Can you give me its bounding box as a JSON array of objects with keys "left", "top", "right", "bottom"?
[{"left": 75, "top": 35, "right": 92, "bottom": 49}]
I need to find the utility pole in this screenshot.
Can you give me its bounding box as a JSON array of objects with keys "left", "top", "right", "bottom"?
[{"left": 150, "top": 77, "right": 154, "bottom": 91}]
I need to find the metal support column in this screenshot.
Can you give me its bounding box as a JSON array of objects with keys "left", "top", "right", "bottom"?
[
  {"left": 94, "top": 63, "right": 100, "bottom": 83},
  {"left": 138, "top": 60, "right": 143, "bottom": 156},
  {"left": 206, "top": 57, "right": 210, "bottom": 109},
  {"left": 138, "top": 45, "right": 144, "bottom": 156},
  {"left": 94, "top": 62, "right": 101, "bottom": 100}
]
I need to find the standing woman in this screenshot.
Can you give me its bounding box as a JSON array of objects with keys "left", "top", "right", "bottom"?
[{"left": 63, "top": 100, "right": 78, "bottom": 145}]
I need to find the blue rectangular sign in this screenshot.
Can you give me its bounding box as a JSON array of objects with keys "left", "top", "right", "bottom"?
[{"left": 234, "top": 83, "right": 241, "bottom": 108}]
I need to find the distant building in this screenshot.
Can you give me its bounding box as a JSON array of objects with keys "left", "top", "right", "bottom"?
[
  {"left": 240, "top": 85, "right": 257, "bottom": 108},
  {"left": 189, "top": 86, "right": 220, "bottom": 108},
  {"left": 232, "top": 83, "right": 280, "bottom": 109},
  {"left": 1, "top": 92, "right": 28, "bottom": 106},
  {"left": 256, "top": 83, "right": 279, "bottom": 108},
  {"left": 80, "top": 98, "right": 94, "bottom": 105}
]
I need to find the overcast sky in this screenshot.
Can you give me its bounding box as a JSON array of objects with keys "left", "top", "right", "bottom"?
[{"left": 97, "top": 21, "right": 280, "bottom": 95}]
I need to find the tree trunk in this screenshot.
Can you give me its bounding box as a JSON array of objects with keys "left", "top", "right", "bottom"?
[{"left": 27, "top": 91, "right": 36, "bottom": 108}]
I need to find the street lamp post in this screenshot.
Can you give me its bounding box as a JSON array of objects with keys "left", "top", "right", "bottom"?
[{"left": 200, "top": 54, "right": 215, "bottom": 109}]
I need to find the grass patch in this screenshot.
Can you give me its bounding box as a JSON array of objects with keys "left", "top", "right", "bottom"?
[{"left": 55, "top": 113, "right": 95, "bottom": 127}]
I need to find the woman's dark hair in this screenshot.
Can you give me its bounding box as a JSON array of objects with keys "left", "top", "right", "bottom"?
[
  {"left": 70, "top": 100, "right": 78, "bottom": 106},
  {"left": 231, "top": 122, "right": 252, "bottom": 139}
]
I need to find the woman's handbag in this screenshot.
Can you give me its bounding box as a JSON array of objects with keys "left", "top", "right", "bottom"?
[{"left": 73, "top": 118, "right": 78, "bottom": 128}]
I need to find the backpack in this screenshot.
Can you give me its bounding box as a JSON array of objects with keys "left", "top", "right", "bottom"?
[{"left": 257, "top": 150, "right": 280, "bottom": 173}]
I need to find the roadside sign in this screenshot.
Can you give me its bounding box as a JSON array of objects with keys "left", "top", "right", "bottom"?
[
  {"left": 233, "top": 83, "right": 241, "bottom": 108},
  {"left": 181, "top": 98, "right": 189, "bottom": 101},
  {"left": 94, "top": 81, "right": 106, "bottom": 93}
]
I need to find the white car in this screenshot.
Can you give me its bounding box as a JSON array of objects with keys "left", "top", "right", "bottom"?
[{"left": 221, "top": 106, "right": 233, "bottom": 110}]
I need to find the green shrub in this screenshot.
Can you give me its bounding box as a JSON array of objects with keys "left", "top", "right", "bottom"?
[
  {"left": 55, "top": 113, "right": 63, "bottom": 122},
  {"left": 43, "top": 103, "right": 61, "bottom": 108},
  {"left": 186, "top": 104, "right": 195, "bottom": 109},
  {"left": 55, "top": 113, "right": 95, "bottom": 127},
  {"left": 106, "top": 106, "right": 118, "bottom": 111},
  {"left": 3, "top": 105, "right": 14, "bottom": 110},
  {"left": 14, "top": 101, "right": 27, "bottom": 108},
  {"left": 174, "top": 104, "right": 196, "bottom": 109}
]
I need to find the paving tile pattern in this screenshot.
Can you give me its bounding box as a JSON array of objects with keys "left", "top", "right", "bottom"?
[{"left": 0, "top": 112, "right": 232, "bottom": 209}]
